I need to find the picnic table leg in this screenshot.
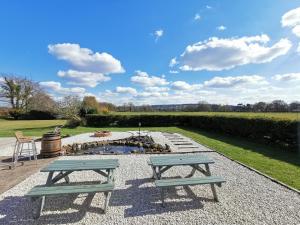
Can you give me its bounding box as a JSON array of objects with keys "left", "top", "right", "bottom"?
[
  {"left": 103, "top": 191, "right": 111, "bottom": 213},
  {"left": 204, "top": 164, "right": 219, "bottom": 201},
  {"left": 151, "top": 166, "right": 158, "bottom": 179},
  {"left": 186, "top": 168, "right": 196, "bottom": 178},
  {"left": 157, "top": 166, "right": 166, "bottom": 207},
  {"left": 160, "top": 188, "right": 165, "bottom": 207},
  {"left": 46, "top": 171, "right": 54, "bottom": 185},
  {"left": 31, "top": 196, "right": 45, "bottom": 219}
]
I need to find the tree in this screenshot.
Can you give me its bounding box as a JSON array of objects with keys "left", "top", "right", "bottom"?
[
  {"left": 253, "top": 102, "right": 267, "bottom": 112},
  {"left": 80, "top": 96, "right": 100, "bottom": 116},
  {"left": 27, "top": 91, "right": 57, "bottom": 113},
  {"left": 289, "top": 101, "right": 300, "bottom": 112},
  {"left": 58, "top": 95, "right": 81, "bottom": 119},
  {"left": 0, "top": 75, "right": 40, "bottom": 111},
  {"left": 267, "top": 100, "right": 289, "bottom": 112},
  {"left": 197, "top": 101, "right": 212, "bottom": 112}
]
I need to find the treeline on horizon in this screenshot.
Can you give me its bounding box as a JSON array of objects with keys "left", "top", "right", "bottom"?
[
  {"left": 115, "top": 100, "right": 300, "bottom": 112},
  {"left": 0, "top": 75, "right": 299, "bottom": 118}
]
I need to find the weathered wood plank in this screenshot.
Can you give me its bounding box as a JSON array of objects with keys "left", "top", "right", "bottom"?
[
  {"left": 26, "top": 183, "right": 114, "bottom": 197},
  {"left": 150, "top": 155, "right": 214, "bottom": 166},
  {"left": 155, "top": 176, "right": 225, "bottom": 187},
  {"left": 41, "top": 159, "right": 119, "bottom": 172}
]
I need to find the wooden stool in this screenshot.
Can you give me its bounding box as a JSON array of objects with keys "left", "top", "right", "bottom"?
[{"left": 12, "top": 131, "right": 38, "bottom": 166}]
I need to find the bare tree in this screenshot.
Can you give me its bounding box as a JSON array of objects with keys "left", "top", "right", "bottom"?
[
  {"left": 58, "top": 95, "right": 81, "bottom": 119},
  {"left": 27, "top": 91, "right": 57, "bottom": 113}
]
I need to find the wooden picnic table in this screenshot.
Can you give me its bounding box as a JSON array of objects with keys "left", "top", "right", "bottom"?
[
  {"left": 41, "top": 159, "right": 119, "bottom": 185},
  {"left": 149, "top": 154, "right": 215, "bottom": 179},
  {"left": 26, "top": 159, "right": 119, "bottom": 218},
  {"left": 148, "top": 154, "right": 225, "bottom": 206}
]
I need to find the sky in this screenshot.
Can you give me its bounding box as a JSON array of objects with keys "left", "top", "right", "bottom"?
[{"left": 0, "top": 0, "right": 300, "bottom": 105}]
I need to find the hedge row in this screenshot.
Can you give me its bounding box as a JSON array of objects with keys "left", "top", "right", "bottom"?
[{"left": 86, "top": 114, "right": 299, "bottom": 151}]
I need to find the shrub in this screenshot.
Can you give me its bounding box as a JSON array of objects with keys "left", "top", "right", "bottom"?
[
  {"left": 8, "top": 110, "right": 57, "bottom": 120},
  {"left": 85, "top": 114, "right": 299, "bottom": 150},
  {"left": 65, "top": 115, "right": 82, "bottom": 128},
  {"left": 20, "top": 110, "right": 57, "bottom": 120},
  {"left": 8, "top": 109, "right": 23, "bottom": 119}
]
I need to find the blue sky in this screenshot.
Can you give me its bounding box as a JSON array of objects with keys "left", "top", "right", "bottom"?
[{"left": 0, "top": 0, "right": 300, "bottom": 105}]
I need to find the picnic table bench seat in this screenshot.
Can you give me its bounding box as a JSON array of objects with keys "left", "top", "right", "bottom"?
[
  {"left": 26, "top": 182, "right": 114, "bottom": 197},
  {"left": 155, "top": 176, "right": 225, "bottom": 188},
  {"left": 26, "top": 182, "right": 114, "bottom": 218},
  {"left": 155, "top": 176, "right": 225, "bottom": 207}
]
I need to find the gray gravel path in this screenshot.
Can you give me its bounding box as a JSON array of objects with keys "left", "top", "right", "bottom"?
[{"left": 0, "top": 153, "right": 299, "bottom": 225}]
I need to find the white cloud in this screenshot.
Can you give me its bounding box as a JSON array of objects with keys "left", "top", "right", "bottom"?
[
  {"left": 194, "top": 14, "right": 201, "bottom": 21},
  {"left": 131, "top": 70, "right": 169, "bottom": 87},
  {"left": 292, "top": 25, "right": 300, "bottom": 37},
  {"left": 40, "top": 81, "right": 86, "bottom": 95},
  {"left": 137, "top": 91, "right": 169, "bottom": 98},
  {"left": 203, "top": 75, "right": 267, "bottom": 88},
  {"left": 144, "top": 86, "right": 170, "bottom": 92},
  {"left": 48, "top": 43, "right": 125, "bottom": 74},
  {"left": 298, "top": 43, "right": 300, "bottom": 53},
  {"left": 116, "top": 86, "right": 137, "bottom": 95},
  {"left": 169, "top": 70, "right": 179, "bottom": 74},
  {"left": 171, "top": 81, "right": 202, "bottom": 91},
  {"left": 272, "top": 73, "right": 300, "bottom": 81},
  {"left": 281, "top": 7, "right": 300, "bottom": 28},
  {"left": 0, "top": 77, "right": 4, "bottom": 84},
  {"left": 169, "top": 58, "right": 178, "bottom": 67},
  {"left": 206, "top": 5, "right": 212, "bottom": 9},
  {"left": 154, "top": 29, "right": 164, "bottom": 42},
  {"left": 173, "top": 35, "right": 291, "bottom": 71},
  {"left": 216, "top": 25, "right": 226, "bottom": 31},
  {"left": 57, "top": 70, "right": 110, "bottom": 87}
]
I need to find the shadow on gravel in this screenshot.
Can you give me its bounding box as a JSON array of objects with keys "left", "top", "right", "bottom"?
[
  {"left": 110, "top": 177, "right": 214, "bottom": 218},
  {"left": 0, "top": 193, "right": 105, "bottom": 224}
]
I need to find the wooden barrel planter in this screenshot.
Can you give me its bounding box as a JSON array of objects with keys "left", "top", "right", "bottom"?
[{"left": 41, "top": 133, "right": 61, "bottom": 158}]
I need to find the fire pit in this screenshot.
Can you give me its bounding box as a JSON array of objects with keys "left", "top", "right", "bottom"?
[{"left": 93, "top": 130, "right": 111, "bottom": 137}]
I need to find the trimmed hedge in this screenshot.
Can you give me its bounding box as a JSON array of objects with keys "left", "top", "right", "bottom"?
[{"left": 86, "top": 114, "right": 299, "bottom": 150}]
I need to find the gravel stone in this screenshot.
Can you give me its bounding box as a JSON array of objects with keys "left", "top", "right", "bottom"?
[{"left": 0, "top": 152, "right": 299, "bottom": 225}]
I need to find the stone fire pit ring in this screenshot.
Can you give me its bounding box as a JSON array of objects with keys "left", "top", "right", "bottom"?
[{"left": 93, "top": 131, "right": 111, "bottom": 137}]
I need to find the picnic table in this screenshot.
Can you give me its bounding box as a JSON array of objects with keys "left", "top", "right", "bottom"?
[
  {"left": 26, "top": 159, "right": 119, "bottom": 218},
  {"left": 41, "top": 159, "right": 119, "bottom": 185},
  {"left": 148, "top": 154, "right": 225, "bottom": 206}
]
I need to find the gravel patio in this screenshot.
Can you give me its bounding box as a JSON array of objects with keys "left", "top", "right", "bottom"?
[{"left": 0, "top": 152, "right": 299, "bottom": 225}]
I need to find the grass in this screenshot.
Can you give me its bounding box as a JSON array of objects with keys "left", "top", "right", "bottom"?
[
  {"left": 108, "top": 112, "right": 300, "bottom": 121},
  {"left": 0, "top": 119, "right": 299, "bottom": 190}
]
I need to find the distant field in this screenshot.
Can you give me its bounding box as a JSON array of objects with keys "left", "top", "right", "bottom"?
[{"left": 110, "top": 112, "right": 299, "bottom": 121}]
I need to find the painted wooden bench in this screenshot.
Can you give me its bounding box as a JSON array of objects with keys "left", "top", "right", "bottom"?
[
  {"left": 155, "top": 176, "right": 226, "bottom": 206},
  {"left": 26, "top": 183, "right": 114, "bottom": 218},
  {"left": 149, "top": 154, "right": 226, "bottom": 207}
]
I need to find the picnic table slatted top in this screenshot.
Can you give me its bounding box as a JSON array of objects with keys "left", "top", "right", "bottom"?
[
  {"left": 149, "top": 154, "right": 214, "bottom": 166},
  {"left": 41, "top": 159, "right": 119, "bottom": 172}
]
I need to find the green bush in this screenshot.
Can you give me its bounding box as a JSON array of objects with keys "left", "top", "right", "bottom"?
[
  {"left": 8, "top": 110, "right": 57, "bottom": 120},
  {"left": 65, "top": 116, "right": 82, "bottom": 128},
  {"left": 85, "top": 114, "right": 299, "bottom": 150}
]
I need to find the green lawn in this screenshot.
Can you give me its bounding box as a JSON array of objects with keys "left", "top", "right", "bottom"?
[
  {"left": 0, "top": 119, "right": 299, "bottom": 190},
  {"left": 110, "top": 112, "right": 300, "bottom": 121}
]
